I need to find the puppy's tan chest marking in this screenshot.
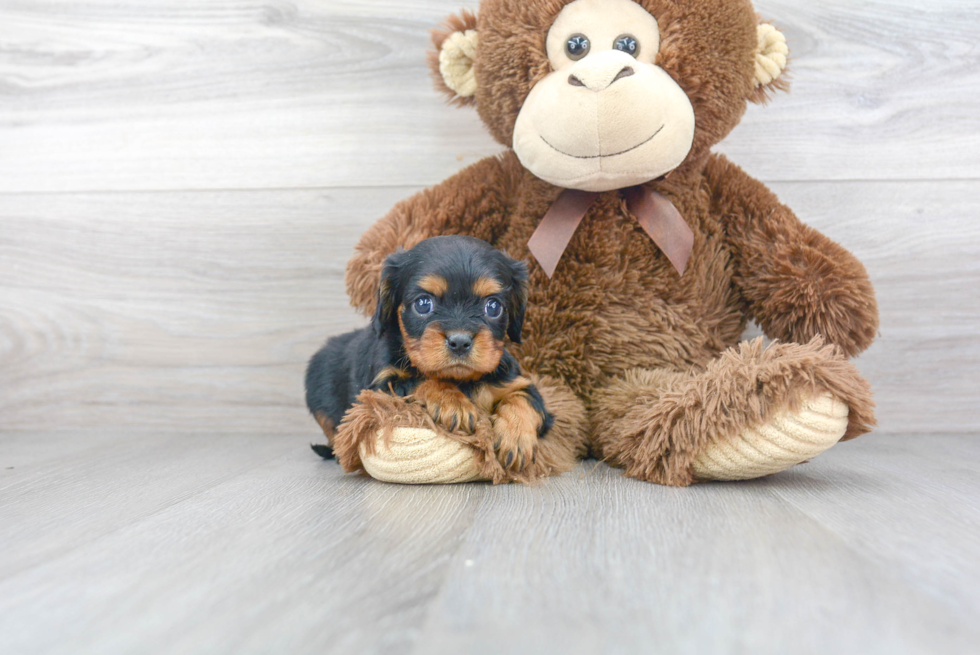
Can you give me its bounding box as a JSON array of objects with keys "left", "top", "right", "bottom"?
[
  {"left": 372, "top": 366, "right": 411, "bottom": 386},
  {"left": 471, "top": 376, "right": 533, "bottom": 413}
]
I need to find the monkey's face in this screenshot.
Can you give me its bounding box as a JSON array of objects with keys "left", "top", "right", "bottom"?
[
  {"left": 373, "top": 236, "right": 528, "bottom": 381},
  {"left": 430, "top": 0, "right": 789, "bottom": 190},
  {"left": 512, "top": 0, "right": 695, "bottom": 192}
]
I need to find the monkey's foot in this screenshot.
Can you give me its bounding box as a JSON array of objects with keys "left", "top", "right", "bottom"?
[
  {"left": 692, "top": 391, "right": 848, "bottom": 481},
  {"left": 360, "top": 427, "right": 485, "bottom": 484}
]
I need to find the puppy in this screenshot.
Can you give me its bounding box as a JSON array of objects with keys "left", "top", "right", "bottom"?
[{"left": 305, "top": 235, "right": 553, "bottom": 472}]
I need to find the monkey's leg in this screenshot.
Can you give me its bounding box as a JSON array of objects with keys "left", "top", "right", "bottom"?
[{"left": 589, "top": 337, "right": 875, "bottom": 487}]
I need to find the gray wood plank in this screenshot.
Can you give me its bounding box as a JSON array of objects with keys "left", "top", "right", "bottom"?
[
  {"left": 0, "top": 430, "right": 136, "bottom": 470},
  {"left": 1, "top": 433, "right": 978, "bottom": 654},
  {"left": 0, "top": 433, "right": 298, "bottom": 580},
  {"left": 0, "top": 0, "right": 977, "bottom": 192},
  {"left": 0, "top": 444, "right": 488, "bottom": 655},
  {"left": 0, "top": 188, "right": 394, "bottom": 435},
  {"left": 763, "top": 434, "right": 980, "bottom": 624},
  {"left": 415, "top": 463, "right": 979, "bottom": 655},
  {"left": 1, "top": 181, "right": 977, "bottom": 435}
]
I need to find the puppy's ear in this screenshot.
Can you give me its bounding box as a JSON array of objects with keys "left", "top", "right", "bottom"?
[
  {"left": 372, "top": 250, "right": 409, "bottom": 336},
  {"left": 505, "top": 259, "right": 529, "bottom": 344}
]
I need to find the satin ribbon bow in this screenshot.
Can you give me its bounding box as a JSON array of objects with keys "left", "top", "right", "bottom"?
[{"left": 527, "top": 186, "right": 694, "bottom": 278}]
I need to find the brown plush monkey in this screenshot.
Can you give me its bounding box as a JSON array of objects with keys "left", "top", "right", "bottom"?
[{"left": 330, "top": 0, "right": 878, "bottom": 486}]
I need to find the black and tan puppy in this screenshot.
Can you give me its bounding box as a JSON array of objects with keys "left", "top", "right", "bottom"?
[{"left": 305, "top": 235, "right": 552, "bottom": 472}]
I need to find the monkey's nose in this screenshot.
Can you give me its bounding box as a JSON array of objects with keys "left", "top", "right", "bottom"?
[
  {"left": 568, "top": 65, "right": 634, "bottom": 91},
  {"left": 446, "top": 332, "right": 473, "bottom": 355},
  {"left": 612, "top": 66, "right": 635, "bottom": 83}
]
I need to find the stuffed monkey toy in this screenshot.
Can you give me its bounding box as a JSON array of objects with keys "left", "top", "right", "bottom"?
[{"left": 327, "top": 0, "right": 878, "bottom": 486}]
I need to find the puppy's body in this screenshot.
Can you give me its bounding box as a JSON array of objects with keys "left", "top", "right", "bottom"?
[
  {"left": 306, "top": 236, "right": 552, "bottom": 471},
  {"left": 304, "top": 325, "right": 406, "bottom": 450}
]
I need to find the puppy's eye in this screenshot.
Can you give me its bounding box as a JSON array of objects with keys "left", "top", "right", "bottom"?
[
  {"left": 566, "top": 34, "right": 590, "bottom": 60},
  {"left": 413, "top": 296, "right": 433, "bottom": 316},
  {"left": 484, "top": 299, "right": 503, "bottom": 319},
  {"left": 613, "top": 35, "right": 639, "bottom": 57}
]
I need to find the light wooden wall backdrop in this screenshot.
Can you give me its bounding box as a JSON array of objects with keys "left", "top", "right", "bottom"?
[{"left": 1, "top": 0, "right": 978, "bottom": 436}]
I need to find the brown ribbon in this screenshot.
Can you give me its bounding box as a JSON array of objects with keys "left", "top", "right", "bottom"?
[{"left": 527, "top": 186, "right": 694, "bottom": 278}]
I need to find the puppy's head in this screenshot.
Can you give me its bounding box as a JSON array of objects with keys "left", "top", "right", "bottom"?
[{"left": 372, "top": 236, "right": 528, "bottom": 381}]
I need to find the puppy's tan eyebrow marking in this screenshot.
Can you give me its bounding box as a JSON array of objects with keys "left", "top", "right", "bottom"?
[
  {"left": 473, "top": 277, "right": 503, "bottom": 296},
  {"left": 418, "top": 275, "right": 448, "bottom": 296}
]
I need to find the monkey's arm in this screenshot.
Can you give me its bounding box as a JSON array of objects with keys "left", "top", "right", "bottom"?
[
  {"left": 704, "top": 154, "right": 878, "bottom": 357},
  {"left": 346, "top": 154, "right": 517, "bottom": 315}
]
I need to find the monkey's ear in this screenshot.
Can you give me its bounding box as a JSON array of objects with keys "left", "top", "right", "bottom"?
[
  {"left": 749, "top": 22, "right": 790, "bottom": 104},
  {"left": 372, "top": 250, "right": 408, "bottom": 337},
  {"left": 428, "top": 10, "right": 479, "bottom": 106},
  {"left": 505, "top": 259, "right": 529, "bottom": 344}
]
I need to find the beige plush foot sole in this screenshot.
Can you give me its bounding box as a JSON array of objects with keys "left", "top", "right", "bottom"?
[
  {"left": 692, "top": 392, "right": 849, "bottom": 481},
  {"left": 359, "top": 427, "right": 485, "bottom": 484}
]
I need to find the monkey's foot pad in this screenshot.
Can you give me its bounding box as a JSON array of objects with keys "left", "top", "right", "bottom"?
[
  {"left": 693, "top": 392, "right": 849, "bottom": 481},
  {"left": 360, "top": 427, "right": 486, "bottom": 484}
]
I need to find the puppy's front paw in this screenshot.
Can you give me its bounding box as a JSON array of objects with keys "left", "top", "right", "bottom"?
[
  {"left": 491, "top": 402, "right": 541, "bottom": 473},
  {"left": 413, "top": 380, "right": 479, "bottom": 434}
]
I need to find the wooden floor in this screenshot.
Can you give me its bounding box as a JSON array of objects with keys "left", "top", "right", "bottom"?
[{"left": 0, "top": 432, "right": 978, "bottom": 654}]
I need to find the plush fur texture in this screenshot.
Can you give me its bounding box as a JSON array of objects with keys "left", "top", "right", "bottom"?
[
  {"left": 340, "top": 0, "right": 879, "bottom": 486},
  {"left": 590, "top": 337, "right": 874, "bottom": 486}
]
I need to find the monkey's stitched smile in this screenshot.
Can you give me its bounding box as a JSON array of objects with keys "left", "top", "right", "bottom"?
[{"left": 539, "top": 124, "right": 664, "bottom": 160}]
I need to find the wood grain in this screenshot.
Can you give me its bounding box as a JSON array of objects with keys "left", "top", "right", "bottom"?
[
  {"left": 0, "top": 437, "right": 489, "bottom": 655},
  {"left": 0, "top": 0, "right": 978, "bottom": 193},
  {"left": 0, "top": 432, "right": 296, "bottom": 580},
  {"left": 1, "top": 181, "right": 977, "bottom": 435},
  {"left": 0, "top": 432, "right": 977, "bottom": 654},
  {"left": 765, "top": 434, "right": 980, "bottom": 624},
  {"left": 417, "top": 437, "right": 980, "bottom": 655}
]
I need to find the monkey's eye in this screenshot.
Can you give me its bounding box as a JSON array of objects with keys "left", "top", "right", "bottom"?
[
  {"left": 613, "top": 35, "right": 639, "bottom": 57},
  {"left": 484, "top": 298, "right": 503, "bottom": 319},
  {"left": 566, "top": 34, "right": 590, "bottom": 60},
  {"left": 413, "top": 296, "right": 433, "bottom": 316}
]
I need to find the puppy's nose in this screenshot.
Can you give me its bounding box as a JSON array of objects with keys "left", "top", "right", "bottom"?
[{"left": 446, "top": 332, "right": 473, "bottom": 355}]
